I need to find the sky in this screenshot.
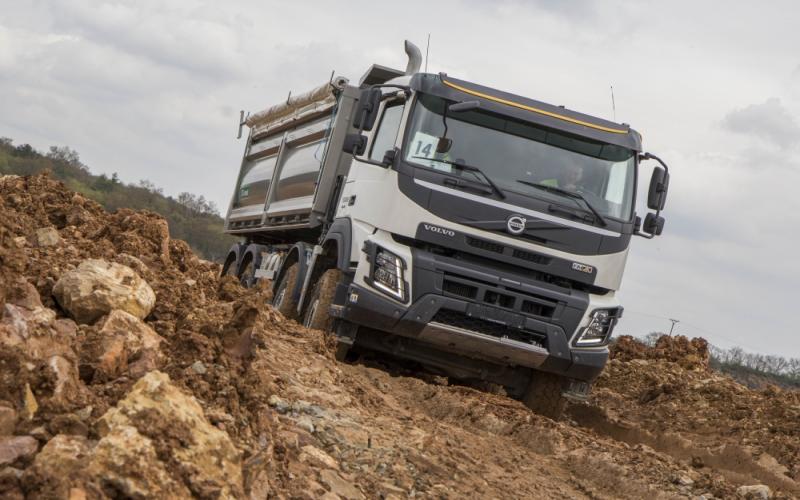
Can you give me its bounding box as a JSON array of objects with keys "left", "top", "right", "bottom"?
[{"left": 2, "top": 0, "right": 799, "bottom": 356}]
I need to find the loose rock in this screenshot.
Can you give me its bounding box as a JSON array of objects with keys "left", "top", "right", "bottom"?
[
  {"left": 35, "top": 227, "right": 61, "bottom": 247},
  {"left": 736, "top": 484, "right": 772, "bottom": 499},
  {"left": 0, "top": 436, "right": 38, "bottom": 466},
  {"left": 52, "top": 259, "right": 156, "bottom": 324},
  {"left": 0, "top": 403, "right": 16, "bottom": 435},
  {"left": 96, "top": 371, "right": 244, "bottom": 497}
]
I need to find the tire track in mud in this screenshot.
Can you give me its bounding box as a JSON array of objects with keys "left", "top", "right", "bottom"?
[
  {"left": 568, "top": 403, "right": 800, "bottom": 496},
  {"left": 332, "top": 356, "right": 730, "bottom": 499}
]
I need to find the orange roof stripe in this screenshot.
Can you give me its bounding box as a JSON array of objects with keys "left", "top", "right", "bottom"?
[{"left": 441, "top": 78, "right": 629, "bottom": 135}]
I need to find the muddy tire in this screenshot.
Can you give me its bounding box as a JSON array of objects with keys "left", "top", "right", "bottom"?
[
  {"left": 522, "top": 371, "right": 567, "bottom": 420},
  {"left": 239, "top": 257, "right": 256, "bottom": 287},
  {"left": 303, "top": 269, "right": 341, "bottom": 332},
  {"left": 273, "top": 263, "right": 300, "bottom": 319},
  {"left": 221, "top": 256, "right": 239, "bottom": 279}
]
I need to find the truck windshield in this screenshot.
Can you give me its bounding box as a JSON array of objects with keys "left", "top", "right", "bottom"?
[{"left": 403, "top": 94, "right": 636, "bottom": 221}]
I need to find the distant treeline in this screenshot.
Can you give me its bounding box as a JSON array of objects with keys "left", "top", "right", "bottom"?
[
  {"left": 640, "top": 332, "right": 800, "bottom": 390},
  {"left": 0, "top": 138, "right": 236, "bottom": 262}
]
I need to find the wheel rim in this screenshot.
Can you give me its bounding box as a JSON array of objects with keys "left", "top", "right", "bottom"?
[
  {"left": 240, "top": 261, "right": 254, "bottom": 286},
  {"left": 274, "top": 286, "right": 286, "bottom": 308},
  {"left": 304, "top": 298, "right": 319, "bottom": 328}
]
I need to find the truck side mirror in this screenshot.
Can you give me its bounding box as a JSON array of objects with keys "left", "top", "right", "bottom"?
[
  {"left": 353, "top": 89, "right": 382, "bottom": 132},
  {"left": 643, "top": 213, "right": 665, "bottom": 236},
  {"left": 342, "top": 133, "right": 367, "bottom": 156},
  {"left": 647, "top": 166, "right": 669, "bottom": 210}
]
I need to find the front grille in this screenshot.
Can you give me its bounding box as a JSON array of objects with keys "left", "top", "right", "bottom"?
[
  {"left": 511, "top": 248, "right": 551, "bottom": 265},
  {"left": 521, "top": 300, "right": 555, "bottom": 317},
  {"left": 394, "top": 232, "right": 609, "bottom": 295},
  {"left": 432, "top": 309, "right": 547, "bottom": 348},
  {"left": 442, "top": 273, "right": 557, "bottom": 320},
  {"left": 466, "top": 236, "right": 504, "bottom": 254},
  {"left": 442, "top": 280, "right": 478, "bottom": 299}
]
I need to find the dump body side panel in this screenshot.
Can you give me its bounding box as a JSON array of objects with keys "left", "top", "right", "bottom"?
[{"left": 223, "top": 82, "right": 359, "bottom": 242}]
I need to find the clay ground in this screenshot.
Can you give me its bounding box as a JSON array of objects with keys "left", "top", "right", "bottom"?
[{"left": 0, "top": 174, "right": 798, "bottom": 499}]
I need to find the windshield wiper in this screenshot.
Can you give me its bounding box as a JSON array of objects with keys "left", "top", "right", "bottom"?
[
  {"left": 412, "top": 157, "right": 506, "bottom": 199},
  {"left": 516, "top": 179, "right": 608, "bottom": 227}
]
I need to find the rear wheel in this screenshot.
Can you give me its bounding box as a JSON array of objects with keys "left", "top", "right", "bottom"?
[
  {"left": 522, "top": 371, "right": 567, "bottom": 420},
  {"left": 303, "top": 269, "right": 341, "bottom": 332},
  {"left": 239, "top": 257, "right": 256, "bottom": 287},
  {"left": 273, "top": 263, "right": 300, "bottom": 319},
  {"left": 221, "top": 256, "right": 239, "bottom": 279}
]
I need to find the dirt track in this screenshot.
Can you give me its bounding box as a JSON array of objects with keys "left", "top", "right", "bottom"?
[{"left": 1, "top": 174, "right": 798, "bottom": 499}]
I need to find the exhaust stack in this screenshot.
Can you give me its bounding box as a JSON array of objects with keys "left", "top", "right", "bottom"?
[{"left": 404, "top": 40, "right": 422, "bottom": 75}]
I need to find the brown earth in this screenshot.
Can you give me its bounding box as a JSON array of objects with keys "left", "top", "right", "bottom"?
[{"left": 0, "top": 173, "right": 798, "bottom": 499}]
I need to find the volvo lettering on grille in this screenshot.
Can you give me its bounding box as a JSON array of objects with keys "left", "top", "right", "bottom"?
[{"left": 422, "top": 224, "right": 455, "bottom": 237}]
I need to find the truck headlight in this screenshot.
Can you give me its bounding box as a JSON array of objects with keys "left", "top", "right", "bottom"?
[
  {"left": 370, "top": 247, "right": 407, "bottom": 301},
  {"left": 574, "top": 308, "right": 622, "bottom": 347}
]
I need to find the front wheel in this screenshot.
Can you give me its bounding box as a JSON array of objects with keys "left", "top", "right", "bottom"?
[
  {"left": 302, "top": 269, "right": 341, "bottom": 332},
  {"left": 522, "top": 371, "right": 567, "bottom": 420}
]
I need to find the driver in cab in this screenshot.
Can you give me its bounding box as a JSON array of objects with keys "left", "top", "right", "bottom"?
[{"left": 540, "top": 162, "right": 584, "bottom": 192}]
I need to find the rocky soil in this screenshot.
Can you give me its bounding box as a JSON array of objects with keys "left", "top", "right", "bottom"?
[{"left": 0, "top": 173, "right": 798, "bottom": 499}]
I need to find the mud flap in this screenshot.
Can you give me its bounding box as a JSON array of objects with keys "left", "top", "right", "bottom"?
[
  {"left": 333, "top": 320, "right": 358, "bottom": 361},
  {"left": 563, "top": 379, "right": 592, "bottom": 402}
]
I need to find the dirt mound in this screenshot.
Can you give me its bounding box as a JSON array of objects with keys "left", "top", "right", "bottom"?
[
  {"left": 612, "top": 334, "right": 710, "bottom": 370},
  {"left": 1, "top": 173, "right": 798, "bottom": 499}
]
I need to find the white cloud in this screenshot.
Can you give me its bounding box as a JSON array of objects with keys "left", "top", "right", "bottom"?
[{"left": 722, "top": 98, "right": 800, "bottom": 150}]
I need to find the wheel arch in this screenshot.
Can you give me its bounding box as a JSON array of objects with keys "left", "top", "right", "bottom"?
[
  {"left": 239, "top": 243, "right": 267, "bottom": 287},
  {"left": 323, "top": 218, "right": 353, "bottom": 271},
  {"left": 273, "top": 242, "right": 312, "bottom": 302},
  {"left": 221, "top": 242, "right": 246, "bottom": 278}
]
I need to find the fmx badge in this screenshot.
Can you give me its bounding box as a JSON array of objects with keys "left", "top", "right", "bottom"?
[
  {"left": 571, "top": 262, "right": 594, "bottom": 274},
  {"left": 506, "top": 215, "right": 526, "bottom": 235}
]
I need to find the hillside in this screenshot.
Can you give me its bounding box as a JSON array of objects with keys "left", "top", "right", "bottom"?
[
  {"left": 1, "top": 173, "right": 798, "bottom": 498},
  {"left": 0, "top": 138, "right": 235, "bottom": 261}
]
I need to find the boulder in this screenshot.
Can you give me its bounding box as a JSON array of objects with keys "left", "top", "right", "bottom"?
[
  {"left": 96, "top": 371, "right": 243, "bottom": 498},
  {"left": 0, "top": 402, "right": 17, "bottom": 435},
  {"left": 21, "top": 434, "right": 91, "bottom": 498},
  {"left": 0, "top": 281, "right": 75, "bottom": 362},
  {"left": 53, "top": 259, "right": 155, "bottom": 324},
  {"left": 0, "top": 436, "right": 38, "bottom": 466},
  {"left": 87, "top": 424, "right": 191, "bottom": 498},
  {"left": 82, "top": 310, "right": 165, "bottom": 381}
]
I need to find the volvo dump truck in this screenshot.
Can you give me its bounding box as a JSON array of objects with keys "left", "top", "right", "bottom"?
[{"left": 221, "top": 41, "right": 670, "bottom": 418}]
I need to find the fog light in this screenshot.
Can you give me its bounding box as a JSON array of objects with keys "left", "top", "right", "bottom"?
[
  {"left": 575, "top": 308, "right": 622, "bottom": 346},
  {"left": 371, "top": 247, "right": 406, "bottom": 301}
]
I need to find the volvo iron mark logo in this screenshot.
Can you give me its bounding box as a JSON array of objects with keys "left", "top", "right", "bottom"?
[{"left": 506, "top": 215, "right": 527, "bottom": 235}]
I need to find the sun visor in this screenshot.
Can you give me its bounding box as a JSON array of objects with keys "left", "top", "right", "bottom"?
[{"left": 410, "top": 74, "right": 642, "bottom": 152}]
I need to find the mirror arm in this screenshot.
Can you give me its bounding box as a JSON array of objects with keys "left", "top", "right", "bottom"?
[{"left": 641, "top": 152, "right": 670, "bottom": 176}]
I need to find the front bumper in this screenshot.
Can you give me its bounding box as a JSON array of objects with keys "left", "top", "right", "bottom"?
[{"left": 337, "top": 282, "right": 608, "bottom": 382}]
